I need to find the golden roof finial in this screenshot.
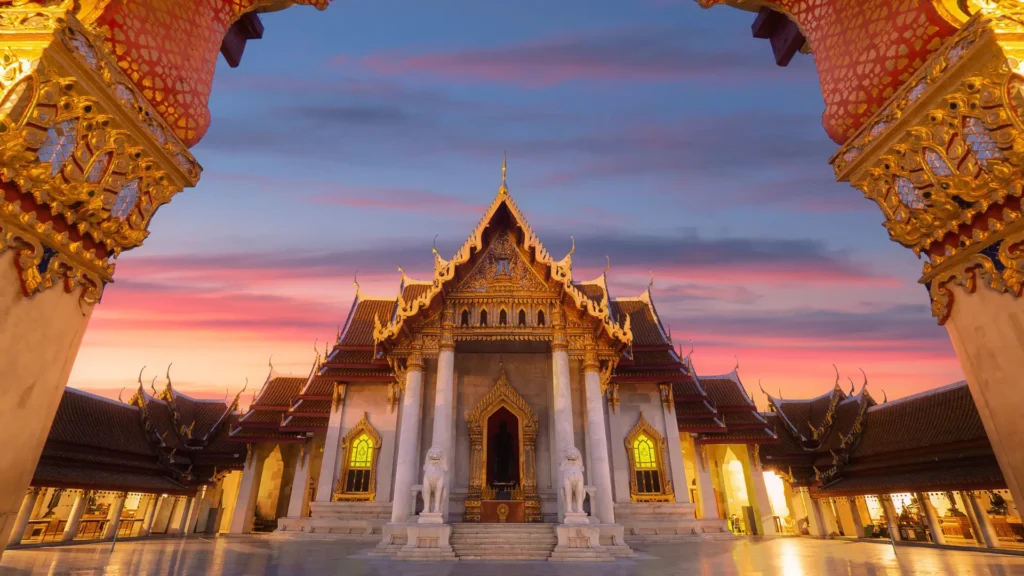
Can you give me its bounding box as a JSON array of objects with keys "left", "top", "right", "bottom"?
[
  {"left": 732, "top": 356, "right": 739, "bottom": 373},
  {"left": 118, "top": 387, "right": 125, "bottom": 403},
  {"left": 150, "top": 376, "right": 158, "bottom": 396},
  {"left": 353, "top": 270, "right": 360, "bottom": 296},
  {"left": 499, "top": 152, "right": 508, "bottom": 195},
  {"left": 604, "top": 255, "right": 611, "bottom": 275},
  {"left": 648, "top": 269, "right": 655, "bottom": 291}
]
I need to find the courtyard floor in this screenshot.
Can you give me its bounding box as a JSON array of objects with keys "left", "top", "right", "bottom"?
[{"left": 3, "top": 536, "right": 1024, "bottom": 576}]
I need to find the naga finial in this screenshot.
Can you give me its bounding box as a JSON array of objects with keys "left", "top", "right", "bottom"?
[
  {"left": 882, "top": 389, "right": 888, "bottom": 403},
  {"left": 118, "top": 387, "right": 125, "bottom": 403},
  {"left": 137, "top": 366, "right": 146, "bottom": 388},
  {"left": 832, "top": 364, "right": 840, "bottom": 389},
  {"left": 648, "top": 269, "right": 655, "bottom": 290},
  {"left": 848, "top": 377, "right": 855, "bottom": 396},
  {"left": 268, "top": 355, "right": 274, "bottom": 372},
  {"left": 432, "top": 234, "right": 439, "bottom": 255},
  {"left": 353, "top": 270, "right": 360, "bottom": 295},
  {"left": 758, "top": 378, "right": 767, "bottom": 397},
  {"left": 604, "top": 255, "right": 611, "bottom": 275},
  {"left": 732, "top": 356, "right": 740, "bottom": 373},
  {"left": 150, "top": 376, "right": 158, "bottom": 396},
  {"left": 567, "top": 235, "right": 575, "bottom": 256},
  {"left": 166, "top": 363, "right": 173, "bottom": 389},
  {"left": 859, "top": 368, "right": 868, "bottom": 392}
]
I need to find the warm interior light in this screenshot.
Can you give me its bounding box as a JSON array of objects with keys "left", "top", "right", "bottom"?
[{"left": 763, "top": 471, "right": 790, "bottom": 518}]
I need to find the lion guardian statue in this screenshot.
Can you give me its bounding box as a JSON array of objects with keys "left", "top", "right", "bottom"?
[
  {"left": 559, "top": 446, "right": 586, "bottom": 514},
  {"left": 421, "top": 446, "right": 447, "bottom": 515}
]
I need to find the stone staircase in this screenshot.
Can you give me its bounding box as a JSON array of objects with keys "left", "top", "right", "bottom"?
[{"left": 450, "top": 523, "right": 557, "bottom": 561}]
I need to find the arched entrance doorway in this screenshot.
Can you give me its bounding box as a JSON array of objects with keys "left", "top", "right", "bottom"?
[{"left": 464, "top": 366, "right": 540, "bottom": 522}]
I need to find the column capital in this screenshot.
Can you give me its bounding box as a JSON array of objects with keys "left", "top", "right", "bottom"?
[
  {"left": 582, "top": 345, "right": 599, "bottom": 373},
  {"left": 0, "top": 6, "right": 202, "bottom": 304},
  {"left": 828, "top": 11, "right": 1024, "bottom": 325},
  {"left": 331, "top": 381, "right": 347, "bottom": 412},
  {"left": 407, "top": 349, "right": 424, "bottom": 371}
]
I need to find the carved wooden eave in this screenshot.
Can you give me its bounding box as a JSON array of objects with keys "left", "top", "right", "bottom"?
[{"left": 372, "top": 182, "right": 632, "bottom": 354}]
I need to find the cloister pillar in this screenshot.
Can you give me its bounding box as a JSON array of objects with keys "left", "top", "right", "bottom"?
[
  {"left": 6, "top": 487, "right": 40, "bottom": 546},
  {"left": 966, "top": 491, "right": 998, "bottom": 548},
  {"left": 918, "top": 493, "right": 946, "bottom": 545},
  {"left": 140, "top": 495, "right": 158, "bottom": 537},
  {"left": 61, "top": 490, "right": 88, "bottom": 543},
  {"left": 390, "top": 343, "right": 424, "bottom": 523},
  {"left": 742, "top": 445, "right": 777, "bottom": 535},
  {"left": 286, "top": 440, "right": 313, "bottom": 518},
  {"left": 184, "top": 490, "right": 204, "bottom": 535},
  {"left": 692, "top": 441, "right": 720, "bottom": 521},
  {"left": 802, "top": 492, "right": 827, "bottom": 539},
  {"left": 102, "top": 492, "right": 127, "bottom": 540},
  {"left": 582, "top": 346, "right": 615, "bottom": 524},
  {"left": 315, "top": 384, "right": 346, "bottom": 503},
  {"left": 430, "top": 309, "right": 456, "bottom": 520},
  {"left": 878, "top": 495, "right": 901, "bottom": 542},
  {"left": 229, "top": 446, "right": 266, "bottom": 534}
]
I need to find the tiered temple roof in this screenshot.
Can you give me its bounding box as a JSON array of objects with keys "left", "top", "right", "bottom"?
[
  {"left": 230, "top": 177, "right": 774, "bottom": 447},
  {"left": 33, "top": 383, "right": 245, "bottom": 495},
  {"left": 759, "top": 379, "right": 1004, "bottom": 496}
]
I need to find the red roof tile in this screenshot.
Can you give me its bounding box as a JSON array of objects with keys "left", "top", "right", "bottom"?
[
  {"left": 814, "top": 462, "right": 1005, "bottom": 496},
  {"left": 48, "top": 389, "right": 154, "bottom": 456},
  {"left": 342, "top": 298, "right": 396, "bottom": 347},
  {"left": 610, "top": 300, "right": 667, "bottom": 347},
  {"left": 701, "top": 376, "right": 755, "bottom": 408},
  {"left": 253, "top": 377, "right": 305, "bottom": 407}
]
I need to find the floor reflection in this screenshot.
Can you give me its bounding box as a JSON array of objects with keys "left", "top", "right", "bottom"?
[{"left": 3, "top": 536, "right": 1024, "bottom": 576}]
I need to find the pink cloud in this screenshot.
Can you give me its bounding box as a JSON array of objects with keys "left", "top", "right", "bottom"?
[{"left": 341, "top": 28, "right": 781, "bottom": 88}]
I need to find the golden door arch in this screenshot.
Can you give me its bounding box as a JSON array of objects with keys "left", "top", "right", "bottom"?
[{"left": 464, "top": 366, "right": 541, "bottom": 522}]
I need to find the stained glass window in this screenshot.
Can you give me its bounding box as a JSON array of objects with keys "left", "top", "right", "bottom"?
[
  {"left": 349, "top": 433, "right": 373, "bottom": 469},
  {"left": 633, "top": 434, "right": 657, "bottom": 469}
]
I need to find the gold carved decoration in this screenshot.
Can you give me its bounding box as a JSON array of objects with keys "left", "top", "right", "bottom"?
[
  {"left": 607, "top": 383, "right": 620, "bottom": 414},
  {"left": 830, "top": 8, "right": 1024, "bottom": 323},
  {"left": 496, "top": 502, "right": 510, "bottom": 523},
  {"left": 659, "top": 383, "right": 674, "bottom": 413},
  {"left": 454, "top": 230, "right": 548, "bottom": 293},
  {"left": 0, "top": 5, "right": 199, "bottom": 303},
  {"left": 331, "top": 382, "right": 347, "bottom": 412},
  {"left": 386, "top": 380, "right": 400, "bottom": 413},
  {"left": 333, "top": 412, "right": 381, "bottom": 502},
  {"left": 624, "top": 412, "right": 674, "bottom": 503},
  {"left": 373, "top": 177, "right": 631, "bottom": 349},
  {"left": 698, "top": 442, "right": 708, "bottom": 473},
  {"left": 463, "top": 365, "right": 541, "bottom": 522}
]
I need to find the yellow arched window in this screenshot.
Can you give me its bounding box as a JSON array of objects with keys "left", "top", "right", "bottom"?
[
  {"left": 625, "top": 413, "right": 673, "bottom": 502},
  {"left": 335, "top": 413, "right": 381, "bottom": 501}
]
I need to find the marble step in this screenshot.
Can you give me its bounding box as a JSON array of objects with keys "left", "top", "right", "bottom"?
[{"left": 458, "top": 554, "right": 552, "bottom": 561}]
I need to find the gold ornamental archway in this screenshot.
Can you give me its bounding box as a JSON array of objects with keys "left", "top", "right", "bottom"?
[{"left": 464, "top": 365, "right": 541, "bottom": 522}]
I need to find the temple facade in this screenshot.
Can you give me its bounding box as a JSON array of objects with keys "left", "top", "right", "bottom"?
[{"left": 222, "top": 170, "right": 779, "bottom": 560}]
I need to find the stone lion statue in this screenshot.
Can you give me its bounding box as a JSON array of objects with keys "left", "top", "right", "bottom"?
[
  {"left": 421, "top": 446, "right": 447, "bottom": 515},
  {"left": 559, "top": 446, "right": 586, "bottom": 514}
]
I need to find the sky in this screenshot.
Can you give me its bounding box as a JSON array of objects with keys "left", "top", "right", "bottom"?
[{"left": 67, "top": 0, "right": 965, "bottom": 409}]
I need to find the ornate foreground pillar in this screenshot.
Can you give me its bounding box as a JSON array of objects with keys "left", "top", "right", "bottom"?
[
  {"left": 390, "top": 345, "right": 424, "bottom": 523},
  {"left": 830, "top": 8, "right": 1024, "bottom": 513},
  {"left": 582, "top": 346, "right": 615, "bottom": 524},
  {"left": 315, "top": 383, "right": 346, "bottom": 503},
  {"left": 691, "top": 440, "right": 721, "bottom": 522},
  {"left": 878, "top": 495, "right": 902, "bottom": 542},
  {"left": 286, "top": 440, "right": 312, "bottom": 518},
  {"left": 919, "top": 493, "right": 947, "bottom": 545},
  {"left": 659, "top": 384, "right": 690, "bottom": 504},
  {"left": 0, "top": 1, "right": 334, "bottom": 555},
  {"left": 229, "top": 447, "right": 266, "bottom": 534},
  {"left": 550, "top": 308, "right": 577, "bottom": 521}
]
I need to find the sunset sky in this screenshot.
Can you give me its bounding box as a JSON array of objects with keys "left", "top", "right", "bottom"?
[{"left": 68, "top": 0, "right": 965, "bottom": 409}]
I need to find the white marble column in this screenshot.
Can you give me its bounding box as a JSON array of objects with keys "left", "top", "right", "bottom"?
[
  {"left": 391, "top": 347, "right": 425, "bottom": 523},
  {"left": 431, "top": 317, "right": 456, "bottom": 521},
  {"left": 659, "top": 384, "right": 690, "bottom": 504},
  {"left": 140, "top": 495, "right": 158, "bottom": 536},
  {"left": 61, "top": 490, "right": 88, "bottom": 542},
  {"left": 7, "top": 488, "right": 40, "bottom": 546},
  {"left": 184, "top": 489, "right": 204, "bottom": 535},
  {"left": 802, "top": 491, "right": 827, "bottom": 538},
  {"left": 582, "top": 347, "right": 615, "bottom": 524},
  {"left": 229, "top": 447, "right": 266, "bottom": 534},
  {"left": 315, "top": 384, "right": 346, "bottom": 503},
  {"left": 967, "top": 491, "right": 998, "bottom": 548},
  {"left": 102, "top": 492, "right": 126, "bottom": 540},
  {"left": 174, "top": 497, "right": 196, "bottom": 535},
  {"left": 878, "top": 495, "right": 901, "bottom": 542},
  {"left": 286, "top": 440, "right": 312, "bottom": 518},
  {"left": 745, "top": 446, "right": 778, "bottom": 535},
  {"left": 692, "top": 440, "right": 720, "bottom": 520},
  {"left": 607, "top": 399, "right": 631, "bottom": 503},
  {"left": 918, "top": 493, "right": 946, "bottom": 545},
  {"left": 166, "top": 497, "right": 187, "bottom": 535},
  {"left": 550, "top": 314, "right": 576, "bottom": 522}
]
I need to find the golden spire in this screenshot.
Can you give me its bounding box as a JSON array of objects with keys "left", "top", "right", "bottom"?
[{"left": 498, "top": 152, "right": 508, "bottom": 195}]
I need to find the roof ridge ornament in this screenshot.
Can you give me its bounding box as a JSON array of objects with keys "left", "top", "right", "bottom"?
[
  {"left": 859, "top": 368, "right": 868, "bottom": 394},
  {"left": 499, "top": 152, "right": 508, "bottom": 195},
  {"left": 353, "top": 270, "right": 361, "bottom": 298},
  {"left": 137, "top": 366, "right": 146, "bottom": 390}
]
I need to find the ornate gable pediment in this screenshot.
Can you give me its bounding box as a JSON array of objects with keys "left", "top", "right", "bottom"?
[{"left": 453, "top": 230, "right": 551, "bottom": 294}]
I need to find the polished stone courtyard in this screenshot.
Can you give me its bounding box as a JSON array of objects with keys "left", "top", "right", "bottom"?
[{"left": 3, "top": 536, "right": 1024, "bottom": 576}]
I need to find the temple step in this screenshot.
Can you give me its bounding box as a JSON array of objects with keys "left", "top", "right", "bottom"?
[{"left": 449, "top": 523, "right": 557, "bottom": 561}]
